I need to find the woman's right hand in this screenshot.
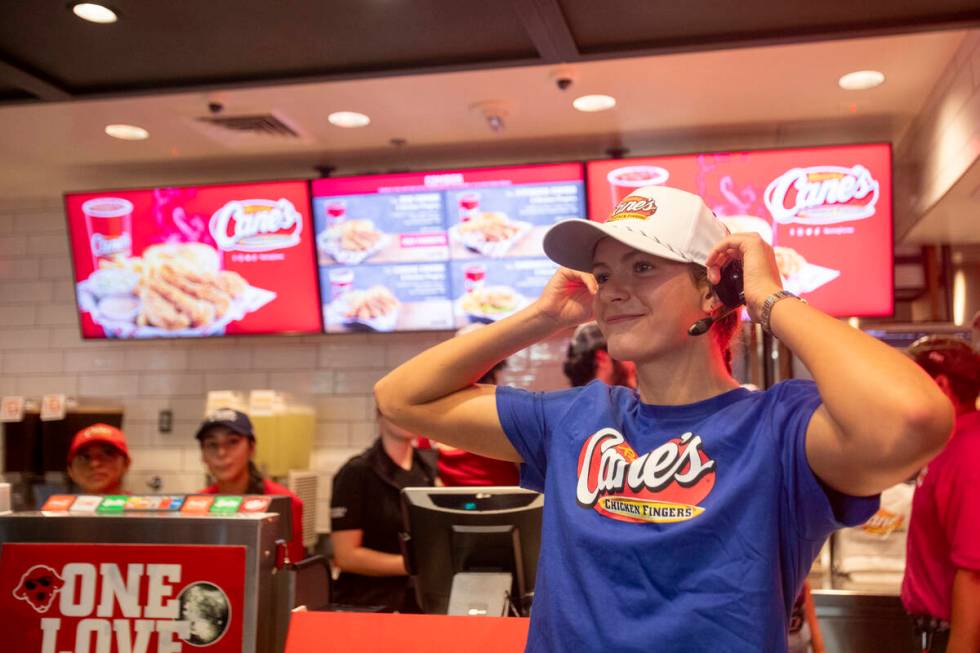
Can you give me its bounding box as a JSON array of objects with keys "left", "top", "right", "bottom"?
[{"left": 533, "top": 267, "right": 597, "bottom": 328}]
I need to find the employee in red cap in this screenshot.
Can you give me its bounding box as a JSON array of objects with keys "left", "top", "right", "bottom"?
[
  {"left": 196, "top": 408, "right": 306, "bottom": 564},
  {"left": 902, "top": 336, "right": 980, "bottom": 653},
  {"left": 67, "top": 424, "right": 130, "bottom": 495}
]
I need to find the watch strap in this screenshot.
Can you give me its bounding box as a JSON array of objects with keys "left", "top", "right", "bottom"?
[{"left": 760, "top": 290, "right": 806, "bottom": 335}]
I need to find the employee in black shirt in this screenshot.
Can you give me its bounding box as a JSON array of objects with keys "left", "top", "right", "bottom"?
[{"left": 330, "top": 410, "right": 437, "bottom": 612}]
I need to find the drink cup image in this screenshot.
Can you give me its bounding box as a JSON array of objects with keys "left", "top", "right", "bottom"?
[
  {"left": 329, "top": 268, "right": 355, "bottom": 300},
  {"left": 325, "top": 201, "right": 347, "bottom": 229},
  {"left": 464, "top": 264, "right": 487, "bottom": 293},
  {"left": 607, "top": 166, "right": 670, "bottom": 206},
  {"left": 458, "top": 192, "right": 480, "bottom": 222},
  {"left": 82, "top": 197, "right": 134, "bottom": 268}
]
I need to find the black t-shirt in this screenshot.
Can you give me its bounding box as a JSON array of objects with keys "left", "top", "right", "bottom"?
[{"left": 330, "top": 438, "right": 436, "bottom": 611}]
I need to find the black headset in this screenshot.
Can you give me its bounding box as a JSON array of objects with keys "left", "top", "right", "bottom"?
[{"left": 688, "top": 260, "right": 745, "bottom": 336}]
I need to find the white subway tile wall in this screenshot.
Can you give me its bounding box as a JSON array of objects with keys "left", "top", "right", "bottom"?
[{"left": 0, "top": 202, "right": 570, "bottom": 532}]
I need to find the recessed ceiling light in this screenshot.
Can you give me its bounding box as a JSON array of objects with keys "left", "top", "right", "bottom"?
[
  {"left": 71, "top": 3, "right": 118, "bottom": 24},
  {"left": 104, "top": 124, "right": 149, "bottom": 140},
  {"left": 838, "top": 70, "right": 885, "bottom": 91},
  {"left": 328, "top": 111, "right": 371, "bottom": 128},
  {"left": 572, "top": 94, "right": 617, "bottom": 112}
]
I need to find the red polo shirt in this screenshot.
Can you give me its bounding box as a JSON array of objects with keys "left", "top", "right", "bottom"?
[
  {"left": 902, "top": 410, "right": 980, "bottom": 619},
  {"left": 416, "top": 438, "right": 519, "bottom": 487}
]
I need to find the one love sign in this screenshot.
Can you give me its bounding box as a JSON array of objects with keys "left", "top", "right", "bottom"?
[{"left": 0, "top": 543, "right": 245, "bottom": 653}]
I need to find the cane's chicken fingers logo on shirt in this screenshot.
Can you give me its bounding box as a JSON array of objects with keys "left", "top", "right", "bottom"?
[{"left": 576, "top": 428, "right": 716, "bottom": 524}]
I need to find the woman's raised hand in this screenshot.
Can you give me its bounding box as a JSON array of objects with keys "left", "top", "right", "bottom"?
[
  {"left": 533, "top": 267, "right": 597, "bottom": 329},
  {"left": 705, "top": 233, "right": 784, "bottom": 323}
]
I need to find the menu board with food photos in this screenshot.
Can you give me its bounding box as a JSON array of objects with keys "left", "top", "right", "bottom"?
[
  {"left": 587, "top": 143, "right": 893, "bottom": 317},
  {"left": 312, "top": 163, "right": 586, "bottom": 332},
  {"left": 65, "top": 181, "right": 322, "bottom": 339}
]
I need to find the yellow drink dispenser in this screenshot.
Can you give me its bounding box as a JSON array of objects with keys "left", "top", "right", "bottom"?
[{"left": 248, "top": 391, "right": 314, "bottom": 478}]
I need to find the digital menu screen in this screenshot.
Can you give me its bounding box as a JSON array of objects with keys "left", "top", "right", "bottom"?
[
  {"left": 65, "top": 181, "right": 322, "bottom": 339},
  {"left": 587, "top": 143, "right": 893, "bottom": 317},
  {"left": 312, "top": 163, "right": 586, "bottom": 332}
]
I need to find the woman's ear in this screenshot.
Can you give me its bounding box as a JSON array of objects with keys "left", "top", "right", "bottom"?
[
  {"left": 690, "top": 264, "right": 719, "bottom": 314},
  {"left": 700, "top": 285, "right": 721, "bottom": 314},
  {"left": 933, "top": 374, "right": 956, "bottom": 404}
]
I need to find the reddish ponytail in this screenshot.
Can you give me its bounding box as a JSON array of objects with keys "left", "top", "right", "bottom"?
[{"left": 688, "top": 265, "right": 739, "bottom": 374}]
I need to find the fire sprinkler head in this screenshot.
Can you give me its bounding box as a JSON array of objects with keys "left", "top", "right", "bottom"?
[{"left": 470, "top": 100, "right": 513, "bottom": 134}]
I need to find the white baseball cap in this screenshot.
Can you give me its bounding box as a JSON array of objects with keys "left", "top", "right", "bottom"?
[{"left": 543, "top": 185, "right": 730, "bottom": 272}]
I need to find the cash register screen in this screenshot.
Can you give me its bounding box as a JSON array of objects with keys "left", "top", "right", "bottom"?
[{"left": 400, "top": 486, "right": 543, "bottom": 615}]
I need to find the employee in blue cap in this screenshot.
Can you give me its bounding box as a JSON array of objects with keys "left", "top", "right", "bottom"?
[{"left": 196, "top": 408, "right": 306, "bottom": 563}]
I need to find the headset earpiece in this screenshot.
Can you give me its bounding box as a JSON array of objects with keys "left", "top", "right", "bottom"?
[
  {"left": 688, "top": 260, "right": 745, "bottom": 337},
  {"left": 712, "top": 260, "right": 745, "bottom": 310}
]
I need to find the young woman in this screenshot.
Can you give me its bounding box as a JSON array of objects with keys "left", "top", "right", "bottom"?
[
  {"left": 195, "top": 408, "right": 306, "bottom": 564},
  {"left": 66, "top": 423, "right": 131, "bottom": 495},
  {"left": 374, "top": 186, "right": 953, "bottom": 652}
]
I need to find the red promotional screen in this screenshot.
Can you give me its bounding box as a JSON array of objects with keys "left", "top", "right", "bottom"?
[
  {"left": 0, "top": 542, "right": 246, "bottom": 653},
  {"left": 587, "top": 143, "right": 893, "bottom": 317},
  {"left": 65, "top": 180, "right": 322, "bottom": 339},
  {"left": 312, "top": 163, "right": 586, "bottom": 333}
]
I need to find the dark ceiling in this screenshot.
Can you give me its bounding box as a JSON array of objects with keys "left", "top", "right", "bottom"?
[{"left": 2, "top": 0, "right": 978, "bottom": 104}]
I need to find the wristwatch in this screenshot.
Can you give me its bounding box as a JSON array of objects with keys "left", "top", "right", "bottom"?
[{"left": 760, "top": 290, "right": 806, "bottom": 335}]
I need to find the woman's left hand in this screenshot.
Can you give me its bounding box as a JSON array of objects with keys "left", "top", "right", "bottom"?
[{"left": 705, "top": 233, "right": 783, "bottom": 323}]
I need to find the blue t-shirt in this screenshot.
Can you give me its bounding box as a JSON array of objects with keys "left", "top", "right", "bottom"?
[{"left": 496, "top": 379, "right": 878, "bottom": 652}]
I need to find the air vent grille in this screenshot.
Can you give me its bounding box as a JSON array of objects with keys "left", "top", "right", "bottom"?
[{"left": 196, "top": 113, "right": 300, "bottom": 138}]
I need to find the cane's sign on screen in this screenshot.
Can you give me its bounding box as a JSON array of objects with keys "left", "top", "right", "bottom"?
[
  {"left": 763, "top": 165, "right": 879, "bottom": 225},
  {"left": 65, "top": 181, "right": 322, "bottom": 339},
  {"left": 209, "top": 198, "right": 304, "bottom": 252}
]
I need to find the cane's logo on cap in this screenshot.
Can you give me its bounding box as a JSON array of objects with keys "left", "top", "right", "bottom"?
[
  {"left": 80, "top": 424, "right": 116, "bottom": 439},
  {"left": 209, "top": 408, "right": 238, "bottom": 422},
  {"left": 608, "top": 194, "right": 658, "bottom": 223}
]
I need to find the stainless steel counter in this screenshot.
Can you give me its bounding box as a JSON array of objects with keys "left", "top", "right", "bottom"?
[{"left": 812, "top": 585, "right": 917, "bottom": 652}]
